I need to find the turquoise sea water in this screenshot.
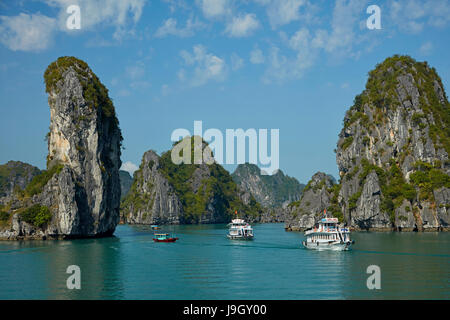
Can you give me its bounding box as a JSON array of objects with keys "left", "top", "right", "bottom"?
[{"left": 0, "top": 223, "right": 449, "bottom": 299}]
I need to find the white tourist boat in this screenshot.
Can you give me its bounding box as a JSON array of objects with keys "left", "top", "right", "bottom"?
[
  {"left": 227, "top": 218, "right": 254, "bottom": 240},
  {"left": 302, "top": 217, "right": 354, "bottom": 251}
]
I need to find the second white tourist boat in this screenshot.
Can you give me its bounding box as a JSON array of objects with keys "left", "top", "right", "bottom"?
[
  {"left": 227, "top": 218, "right": 254, "bottom": 240},
  {"left": 302, "top": 217, "right": 354, "bottom": 251}
]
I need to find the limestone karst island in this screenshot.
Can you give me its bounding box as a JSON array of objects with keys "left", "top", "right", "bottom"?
[{"left": 0, "top": 0, "right": 449, "bottom": 302}]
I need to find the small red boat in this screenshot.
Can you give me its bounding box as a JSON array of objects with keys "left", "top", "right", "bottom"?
[{"left": 153, "top": 233, "right": 179, "bottom": 242}]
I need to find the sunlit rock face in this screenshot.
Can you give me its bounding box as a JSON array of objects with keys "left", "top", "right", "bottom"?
[{"left": 336, "top": 55, "right": 449, "bottom": 231}]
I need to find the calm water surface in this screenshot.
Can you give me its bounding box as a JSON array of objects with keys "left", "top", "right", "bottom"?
[{"left": 0, "top": 223, "right": 449, "bottom": 299}]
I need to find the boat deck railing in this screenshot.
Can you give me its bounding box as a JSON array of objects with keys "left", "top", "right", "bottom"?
[{"left": 305, "top": 226, "right": 350, "bottom": 235}]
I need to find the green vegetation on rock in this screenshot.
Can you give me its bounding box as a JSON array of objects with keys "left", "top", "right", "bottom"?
[
  {"left": 340, "top": 136, "right": 354, "bottom": 151},
  {"left": 20, "top": 204, "right": 52, "bottom": 228},
  {"left": 44, "top": 56, "right": 123, "bottom": 142},
  {"left": 0, "top": 161, "right": 41, "bottom": 197},
  {"left": 24, "top": 164, "right": 64, "bottom": 197},
  {"left": 120, "top": 167, "right": 153, "bottom": 214},
  {"left": 159, "top": 138, "right": 262, "bottom": 221},
  {"left": 410, "top": 161, "right": 450, "bottom": 201},
  {"left": 0, "top": 205, "right": 10, "bottom": 222},
  {"left": 327, "top": 184, "right": 343, "bottom": 222}
]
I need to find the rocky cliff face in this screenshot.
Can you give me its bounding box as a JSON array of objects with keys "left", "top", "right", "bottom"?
[
  {"left": 119, "top": 170, "right": 133, "bottom": 201},
  {"left": 121, "top": 150, "right": 183, "bottom": 224},
  {"left": 121, "top": 137, "right": 263, "bottom": 225},
  {"left": 336, "top": 55, "right": 449, "bottom": 231},
  {"left": 284, "top": 172, "right": 336, "bottom": 231},
  {"left": 0, "top": 56, "right": 122, "bottom": 239},
  {"left": 232, "top": 163, "right": 304, "bottom": 208},
  {"left": 0, "top": 161, "right": 41, "bottom": 205}
]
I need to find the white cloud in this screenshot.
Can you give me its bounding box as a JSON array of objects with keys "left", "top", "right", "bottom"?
[
  {"left": 287, "top": 28, "right": 309, "bottom": 51},
  {"left": 179, "top": 45, "right": 227, "bottom": 86},
  {"left": 260, "top": 0, "right": 372, "bottom": 83},
  {"left": 47, "top": 0, "right": 145, "bottom": 32},
  {"left": 0, "top": 0, "right": 146, "bottom": 52},
  {"left": 389, "top": 0, "right": 450, "bottom": 33},
  {"left": 121, "top": 161, "right": 139, "bottom": 175},
  {"left": 126, "top": 63, "right": 145, "bottom": 80},
  {"left": 163, "top": 0, "right": 190, "bottom": 13},
  {"left": 177, "top": 69, "right": 186, "bottom": 81},
  {"left": 319, "top": 0, "right": 367, "bottom": 54},
  {"left": 117, "top": 89, "right": 131, "bottom": 97},
  {"left": 129, "top": 81, "right": 151, "bottom": 89},
  {"left": 265, "top": 0, "right": 306, "bottom": 29},
  {"left": 230, "top": 53, "right": 244, "bottom": 70},
  {"left": 419, "top": 41, "right": 433, "bottom": 56},
  {"left": 250, "top": 47, "right": 265, "bottom": 64},
  {"left": 0, "top": 13, "right": 56, "bottom": 51},
  {"left": 155, "top": 17, "right": 204, "bottom": 38},
  {"left": 161, "top": 84, "right": 170, "bottom": 96},
  {"left": 262, "top": 29, "right": 316, "bottom": 83},
  {"left": 225, "top": 13, "right": 260, "bottom": 37},
  {"left": 197, "top": 0, "right": 231, "bottom": 19}
]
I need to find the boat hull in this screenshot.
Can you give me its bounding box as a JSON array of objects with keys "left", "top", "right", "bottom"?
[
  {"left": 153, "top": 238, "right": 178, "bottom": 243},
  {"left": 302, "top": 240, "right": 352, "bottom": 251},
  {"left": 227, "top": 234, "right": 254, "bottom": 240}
]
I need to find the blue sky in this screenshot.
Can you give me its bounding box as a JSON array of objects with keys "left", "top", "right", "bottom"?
[{"left": 0, "top": 0, "right": 449, "bottom": 184}]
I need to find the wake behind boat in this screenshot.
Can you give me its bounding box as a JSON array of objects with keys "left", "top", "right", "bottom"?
[{"left": 302, "top": 217, "right": 354, "bottom": 251}]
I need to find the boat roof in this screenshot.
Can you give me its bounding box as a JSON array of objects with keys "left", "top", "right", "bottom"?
[{"left": 231, "top": 219, "right": 246, "bottom": 224}]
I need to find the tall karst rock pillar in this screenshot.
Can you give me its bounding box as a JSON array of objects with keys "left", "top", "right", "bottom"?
[
  {"left": 44, "top": 56, "right": 123, "bottom": 237},
  {"left": 0, "top": 56, "right": 122, "bottom": 239}
]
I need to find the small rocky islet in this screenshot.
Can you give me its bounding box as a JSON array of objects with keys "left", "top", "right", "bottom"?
[{"left": 0, "top": 54, "right": 449, "bottom": 240}]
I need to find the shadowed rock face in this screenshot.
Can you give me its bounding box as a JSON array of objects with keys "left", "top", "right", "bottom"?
[
  {"left": 0, "top": 56, "right": 122, "bottom": 239},
  {"left": 232, "top": 163, "right": 304, "bottom": 208},
  {"left": 119, "top": 170, "right": 133, "bottom": 200},
  {"left": 336, "top": 55, "right": 449, "bottom": 231}
]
